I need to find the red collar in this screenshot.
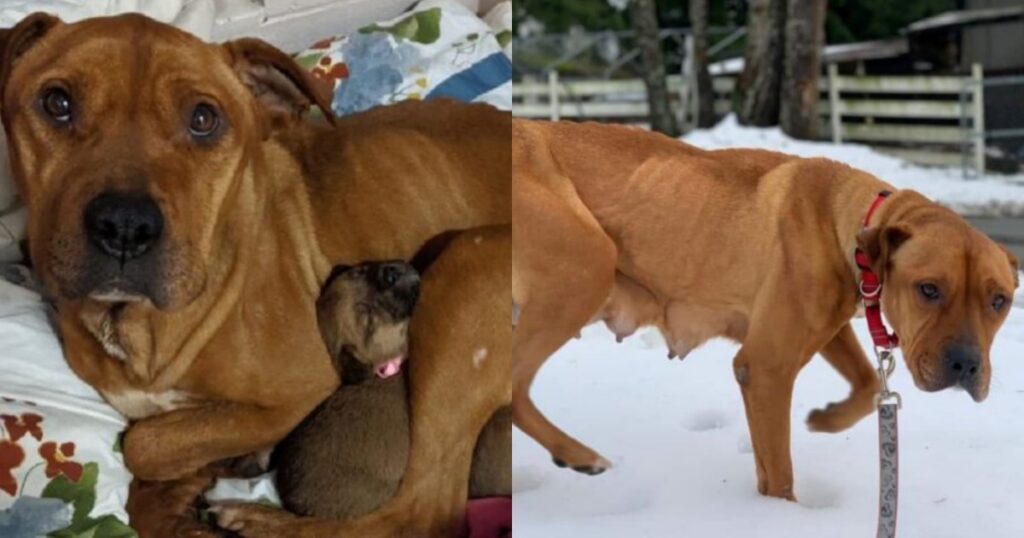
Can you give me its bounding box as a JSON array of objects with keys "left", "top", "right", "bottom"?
[{"left": 854, "top": 191, "right": 900, "bottom": 350}]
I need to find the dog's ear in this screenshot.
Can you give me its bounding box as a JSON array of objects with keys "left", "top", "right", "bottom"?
[
  {"left": 222, "top": 37, "right": 336, "bottom": 131},
  {"left": 857, "top": 225, "right": 911, "bottom": 279},
  {"left": 0, "top": 13, "right": 61, "bottom": 96},
  {"left": 999, "top": 244, "right": 1020, "bottom": 289}
]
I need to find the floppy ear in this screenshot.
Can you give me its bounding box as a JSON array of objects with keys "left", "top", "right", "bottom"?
[
  {"left": 316, "top": 290, "right": 345, "bottom": 359},
  {"left": 0, "top": 13, "right": 61, "bottom": 96},
  {"left": 857, "top": 225, "right": 911, "bottom": 279},
  {"left": 999, "top": 244, "right": 1020, "bottom": 289},
  {"left": 222, "top": 37, "right": 336, "bottom": 130}
]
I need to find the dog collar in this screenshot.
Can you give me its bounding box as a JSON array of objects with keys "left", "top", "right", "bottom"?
[{"left": 854, "top": 191, "right": 900, "bottom": 350}]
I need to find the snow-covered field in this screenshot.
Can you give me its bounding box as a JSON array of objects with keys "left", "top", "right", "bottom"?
[
  {"left": 513, "top": 308, "right": 1024, "bottom": 538},
  {"left": 684, "top": 116, "right": 1024, "bottom": 217},
  {"left": 513, "top": 120, "right": 1024, "bottom": 537}
]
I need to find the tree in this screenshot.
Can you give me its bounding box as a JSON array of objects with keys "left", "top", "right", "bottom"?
[
  {"left": 690, "top": 0, "right": 715, "bottom": 128},
  {"left": 629, "top": 0, "right": 678, "bottom": 136},
  {"left": 781, "top": 0, "right": 827, "bottom": 138},
  {"left": 738, "top": 0, "right": 786, "bottom": 126}
]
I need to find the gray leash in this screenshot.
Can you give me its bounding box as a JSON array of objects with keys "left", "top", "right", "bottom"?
[{"left": 874, "top": 348, "right": 901, "bottom": 538}]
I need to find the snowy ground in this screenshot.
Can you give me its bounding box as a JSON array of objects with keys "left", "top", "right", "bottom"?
[
  {"left": 513, "top": 307, "right": 1024, "bottom": 538},
  {"left": 513, "top": 120, "right": 1024, "bottom": 537},
  {"left": 684, "top": 116, "right": 1024, "bottom": 218}
]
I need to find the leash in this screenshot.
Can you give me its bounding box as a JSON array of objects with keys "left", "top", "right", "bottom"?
[{"left": 854, "top": 190, "right": 901, "bottom": 538}]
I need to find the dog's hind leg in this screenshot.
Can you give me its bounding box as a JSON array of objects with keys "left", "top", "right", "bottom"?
[
  {"left": 806, "top": 322, "right": 881, "bottom": 433},
  {"left": 512, "top": 177, "right": 617, "bottom": 475}
]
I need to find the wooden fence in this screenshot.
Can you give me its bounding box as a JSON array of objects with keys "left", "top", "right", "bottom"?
[
  {"left": 513, "top": 65, "right": 985, "bottom": 173},
  {"left": 512, "top": 73, "right": 735, "bottom": 127}
]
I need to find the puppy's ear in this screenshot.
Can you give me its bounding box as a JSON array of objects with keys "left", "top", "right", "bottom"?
[
  {"left": 999, "top": 244, "right": 1020, "bottom": 289},
  {"left": 857, "top": 225, "right": 910, "bottom": 279},
  {"left": 222, "top": 37, "right": 336, "bottom": 131},
  {"left": 0, "top": 13, "right": 61, "bottom": 96},
  {"left": 316, "top": 291, "right": 344, "bottom": 358}
]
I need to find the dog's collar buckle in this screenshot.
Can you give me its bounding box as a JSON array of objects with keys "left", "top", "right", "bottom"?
[{"left": 856, "top": 191, "right": 900, "bottom": 352}]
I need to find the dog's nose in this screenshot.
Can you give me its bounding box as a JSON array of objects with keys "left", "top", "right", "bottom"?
[
  {"left": 83, "top": 192, "right": 164, "bottom": 262},
  {"left": 944, "top": 343, "right": 981, "bottom": 388}
]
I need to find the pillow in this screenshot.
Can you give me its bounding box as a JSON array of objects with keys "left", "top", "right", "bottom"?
[
  {"left": 0, "top": 279, "right": 135, "bottom": 537},
  {"left": 295, "top": 0, "right": 512, "bottom": 117}
]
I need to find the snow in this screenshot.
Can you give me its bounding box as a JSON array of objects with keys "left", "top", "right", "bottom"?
[
  {"left": 683, "top": 115, "right": 1024, "bottom": 217},
  {"left": 513, "top": 307, "right": 1024, "bottom": 537},
  {"left": 513, "top": 118, "right": 1024, "bottom": 537}
]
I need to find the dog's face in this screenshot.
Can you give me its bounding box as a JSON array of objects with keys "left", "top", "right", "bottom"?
[
  {"left": 860, "top": 200, "right": 1019, "bottom": 402},
  {"left": 0, "top": 13, "right": 332, "bottom": 310},
  {"left": 316, "top": 261, "right": 420, "bottom": 383}
]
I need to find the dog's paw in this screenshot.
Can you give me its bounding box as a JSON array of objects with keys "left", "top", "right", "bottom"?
[
  {"left": 208, "top": 503, "right": 297, "bottom": 538},
  {"left": 806, "top": 403, "right": 843, "bottom": 433},
  {"left": 552, "top": 453, "right": 612, "bottom": 475},
  {"left": 807, "top": 395, "right": 874, "bottom": 433}
]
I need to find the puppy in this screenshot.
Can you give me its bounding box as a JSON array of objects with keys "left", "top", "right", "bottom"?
[{"left": 272, "top": 261, "right": 511, "bottom": 520}]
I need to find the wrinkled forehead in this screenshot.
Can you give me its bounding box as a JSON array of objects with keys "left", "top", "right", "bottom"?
[
  {"left": 896, "top": 223, "right": 1014, "bottom": 289},
  {"left": 893, "top": 221, "right": 968, "bottom": 270},
  {"left": 6, "top": 15, "right": 238, "bottom": 103}
]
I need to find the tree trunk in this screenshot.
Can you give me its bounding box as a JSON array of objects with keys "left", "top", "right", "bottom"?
[
  {"left": 690, "top": 0, "right": 715, "bottom": 128},
  {"left": 629, "top": 0, "right": 678, "bottom": 136},
  {"left": 781, "top": 0, "right": 827, "bottom": 139},
  {"left": 738, "top": 0, "right": 786, "bottom": 126}
]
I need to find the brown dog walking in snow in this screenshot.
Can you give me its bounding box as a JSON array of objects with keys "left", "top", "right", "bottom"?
[{"left": 512, "top": 119, "right": 1019, "bottom": 499}]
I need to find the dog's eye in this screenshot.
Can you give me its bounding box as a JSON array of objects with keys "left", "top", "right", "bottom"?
[
  {"left": 992, "top": 294, "right": 1007, "bottom": 312},
  {"left": 918, "top": 283, "right": 941, "bottom": 301},
  {"left": 41, "top": 87, "right": 72, "bottom": 124},
  {"left": 189, "top": 103, "right": 220, "bottom": 138}
]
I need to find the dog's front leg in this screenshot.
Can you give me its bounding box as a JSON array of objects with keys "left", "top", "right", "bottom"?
[
  {"left": 733, "top": 343, "right": 800, "bottom": 501},
  {"left": 123, "top": 401, "right": 315, "bottom": 481},
  {"left": 732, "top": 288, "right": 842, "bottom": 500}
]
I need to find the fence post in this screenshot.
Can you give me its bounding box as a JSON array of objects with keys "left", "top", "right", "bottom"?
[
  {"left": 548, "top": 70, "right": 560, "bottom": 121},
  {"left": 971, "top": 63, "right": 985, "bottom": 176},
  {"left": 681, "top": 34, "right": 695, "bottom": 131},
  {"left": 828, "top": 63, "right": 841, "bottom": 144}
]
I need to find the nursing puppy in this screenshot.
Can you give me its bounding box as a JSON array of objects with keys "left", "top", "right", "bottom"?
[{"left": 274, "top": 260, "right": 511, "bottom": 520}]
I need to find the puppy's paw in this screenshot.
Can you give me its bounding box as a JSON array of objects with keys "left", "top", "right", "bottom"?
[{"left": 209, "top": 503, "right": 297, "bottom": 538}]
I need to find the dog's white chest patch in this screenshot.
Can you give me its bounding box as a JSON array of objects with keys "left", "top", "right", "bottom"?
[{"left": 104, "top": 389, "right": 194, "bottom": 420}]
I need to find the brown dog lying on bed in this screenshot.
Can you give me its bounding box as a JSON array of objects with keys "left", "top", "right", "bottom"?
[
  {"left": 273, "top": 260, "right": 511, "bottom": 520},
  {"left": 1, "top": 12, "right": 510, "bottom": 537}
]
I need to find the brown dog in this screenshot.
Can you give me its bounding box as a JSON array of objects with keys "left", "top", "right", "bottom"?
[
  {"left": 512, "top": 119, "right": 1019, "bottom": 498},
  {"left": 214, "top": 226, "right": 512, "bottom": 536},
  {"left": 1, "top": 13, "right": 509, "bottom": 537},
  {"left": 274, "top": 259, "right": 511, "bottom": 520}
]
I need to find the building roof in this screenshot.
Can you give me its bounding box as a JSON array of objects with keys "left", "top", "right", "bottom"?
[
  {"left": 709, "top": 37, "right": 908, "bottom": 74},
  {"left": 904, "top": 5, "right": 1024, "bottom": 34}
]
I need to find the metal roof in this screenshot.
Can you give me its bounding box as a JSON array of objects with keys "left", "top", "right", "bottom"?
[{"left": 904, "top": 5, "right": 1024, "bottom": 34}]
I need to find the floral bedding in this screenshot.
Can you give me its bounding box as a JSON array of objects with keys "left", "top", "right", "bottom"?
[
  {"left": 296, "top": 0, "right": 512, "bottom": 117},
  {"left": 0, "top": 279, "right": 133, "bottom": 538}
]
